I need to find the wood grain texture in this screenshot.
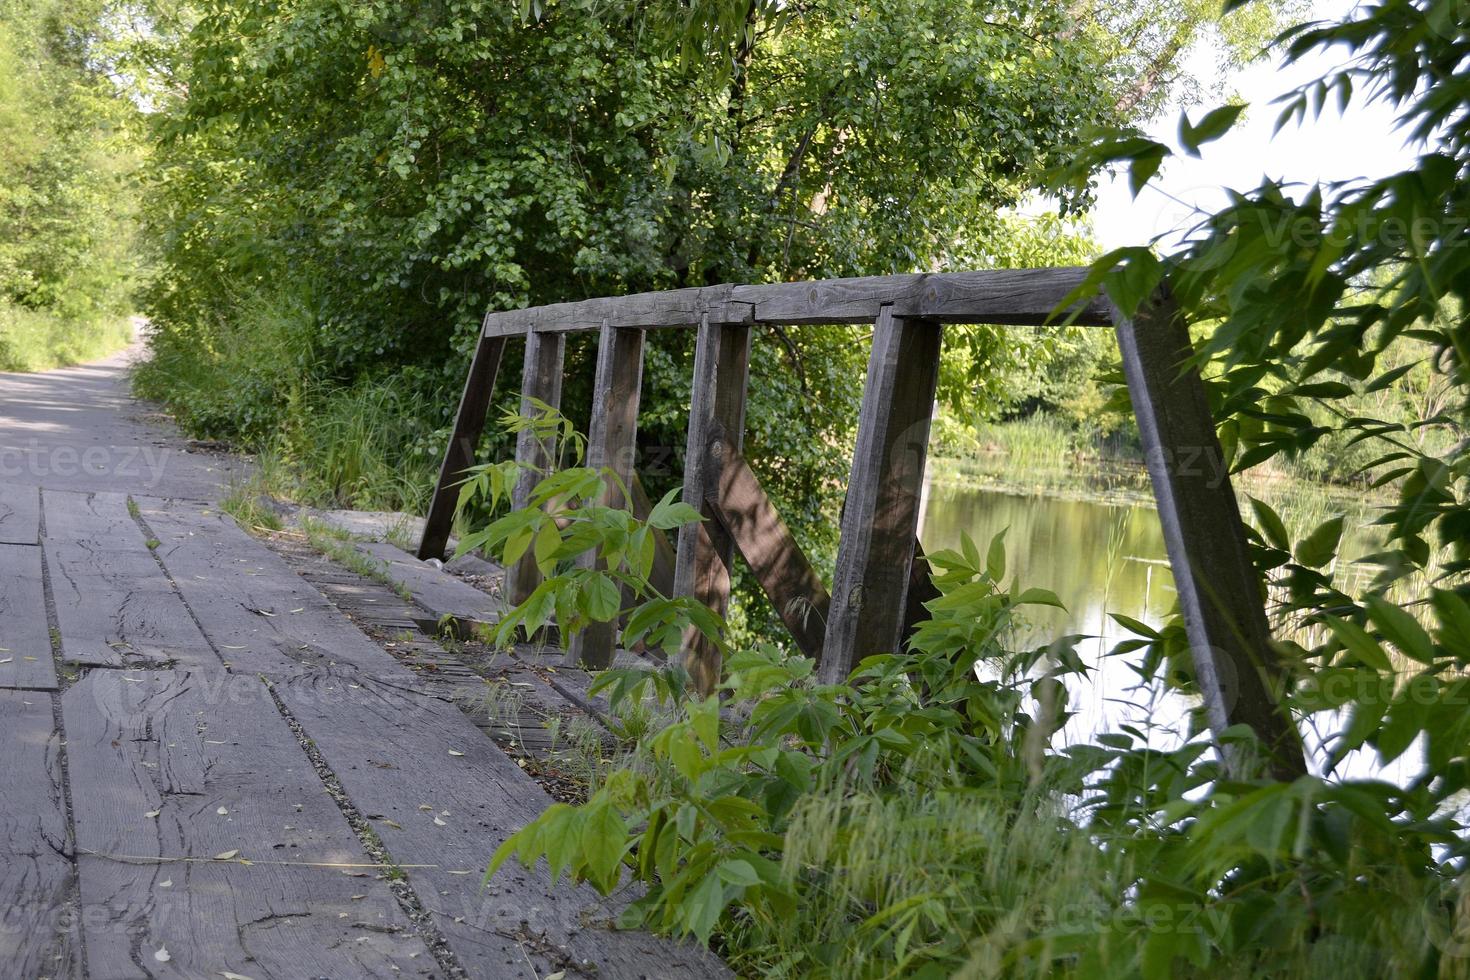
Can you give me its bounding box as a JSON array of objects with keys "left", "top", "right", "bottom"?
[
  {"left": 271, "top": 670, "right": 727, "bottom": 979},
  {"left": 419, "top": 333, "right": 507, "bottom": 561},
  {"left": 1114, "top": 291, "right": 1305, "bottom": 779},
  {"left": 0, "top": 690, "right": 79, "bottom": 978},
  {"left": 43, "top": 491, "right": 218, "bottom": 671},
  {"left": 819, "top": 312, "right": 942, "bottom": 684},
  {"left": 0, "top": 542, "right": 57, "bottom": 689},
  {"left": 672, "top": 317, "right": 751, "bottom": 693},
  {"left": 355, "top": 540, "right": 503, "bottom": 635},
  {"left": 0, "top": 482, "right": 40, "bottom": 544},
  {"left": 483, "top": 284, "right": 742, "bottom": 337},
  {"left": 733, "top": 267, "right": 1110, "bottom": 326},
  {"left": 707, "top": 450, "right": 829, "bottom": 658},
  {"left": 567, "top": 323, "right": 645, "bottom": 670},
  {"left": 509, "top": 329, "right": 567, "bottom": 606},
  {"left": 62, "top": 668, "right": 434, "bottom": 978},
  {"left": 134, "top": 498, "right": 423, "bottom": 682},
  {"left": 479, "top": 268, "right": 1109, "bottom": 337}
]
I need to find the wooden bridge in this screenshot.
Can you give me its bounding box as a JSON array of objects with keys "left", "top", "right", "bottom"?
[
  {"left": 0, "top": 268, "right": 1305, "bottom": 979},
  {"left": 418, "top": 267, "right": 1305, "bottom": 779}
]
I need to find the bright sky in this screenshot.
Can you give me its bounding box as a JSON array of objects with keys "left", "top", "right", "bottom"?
[{"left": 1090, "top": 0, "right": 1421, "bottom": 252}]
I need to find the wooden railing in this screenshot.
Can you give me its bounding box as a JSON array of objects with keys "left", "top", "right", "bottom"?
[{"left": 418, "top": 267, "right": 1306, "bottom": 778}]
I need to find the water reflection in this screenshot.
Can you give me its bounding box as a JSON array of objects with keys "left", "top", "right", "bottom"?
[
  {"left": 919, "top": 481, "right": 1191, "bottom": 750},
  {"left": 918, "top": 478, "right": 1419, "bottom": 783}
]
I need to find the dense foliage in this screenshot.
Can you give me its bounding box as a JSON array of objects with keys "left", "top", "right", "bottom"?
[
  {"left": 0, "top": 0, "right": 141, "bottom": 370},
  {"left": 470, "top": 0, "right": 1470, "bottom": 976},
  {"left": 127, "top": 0, "right": 1288, "bottom": 584}
]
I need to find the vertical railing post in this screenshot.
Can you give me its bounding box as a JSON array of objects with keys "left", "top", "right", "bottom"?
[
  {"left": 418, "top": 329, "right": 507, "bottom": 561},
  {"left": 1114, "top": 287, "right": 1305, "bottom": 779},
  {"left": 818, "top": 308, "right": 942, "bottom": 684},
  {"left": 508, "top": 328, "right": 567, "bottom": 606},
  {"left": 672, "top": 314, "right": 752, "bottom": 695},
  {"left": 566, "top": 320, "right": 645, "bottom": 669}
]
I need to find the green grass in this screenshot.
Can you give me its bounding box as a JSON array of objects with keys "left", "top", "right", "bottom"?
[
  {"left": 220, "top": 469, "right": 285, "bottom": 533},
  {"left": 298, "top": 516, "right": 413, "bottom": 602},
  {"left": 0, "top": 302, "right": 134, "bottom": 372}
]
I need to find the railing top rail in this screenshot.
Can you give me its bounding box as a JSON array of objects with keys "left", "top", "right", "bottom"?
[{"left": 480, "top": 266, "right": 1112, "bottom": 337}]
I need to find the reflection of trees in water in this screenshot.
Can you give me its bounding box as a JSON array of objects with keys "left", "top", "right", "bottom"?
[{"left": 921, "top": 479, "right": 1417, "bottom": 783}]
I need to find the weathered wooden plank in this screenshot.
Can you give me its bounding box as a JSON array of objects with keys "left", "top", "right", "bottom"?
[
  {"left": 0, "top": 542, "right": 57, "bottom": 689},
  {"left": 672, "top": 316, "right": 752, "bottom": 693},
  {"left": 483, "top": 284, "right": 741, "bottom": 337},
  {"left": 419, "top": 332, "right": 507, "bottom": 561},
  {"left": 43, "top": 491, "right": 219, "bottom": 670},
  {"left": 567, "top": 322, "right": 645, "bottom": 670},
  {"left": 509, "top": 329, "right": 567, "bottom": 606},
  {"left": 0, "top": 481, "right": 40, "bottom": 544},
  {"left": 707, "top": 450, "right": 829, "bottom": 659},
  {"left": 734, "top": 267, "right": 1111, "bottom": 326},
  {"left": 1114, "top": 290, "right": 1306, "bottom": 779},
  {"left": 0, "top": 691, "right": 79, "bottom": 978},
  {"left": 479, "top": 269, "right": 1109, "bottom": 337},
  {"left": 134, "top": 498, "right": 425, "bottom": 682},
  {"left": 62, "top": 668, "right": 434, "bottom": 978},
  {"left": 40, "top": 488, "right": 137, "bottom": 547},
  {"left": 271, "top": 670, "right": 727, "bottom": 978},
  {"left": 355, "top": 539, "right": 503, "bottom": 636},
  {"left": 819, "top": 311, "right": 942, "bottom": 684}
]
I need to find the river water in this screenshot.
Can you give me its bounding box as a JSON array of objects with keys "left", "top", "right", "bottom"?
[
  {"left": 919, "top": 480, "right": 1185, "bottom": 750},
  {"left": 917, "top": 477, "right": 1413, "bottom": 781}
]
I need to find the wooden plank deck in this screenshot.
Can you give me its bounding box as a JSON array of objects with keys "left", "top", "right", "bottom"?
[
  {"left": 271, "top": 670, "right": 721, "bottom": 977},
  {"left": 63, "top": 668, "right": 435, "bottom": 978},
  {"left": 0, "top": 486, "right": 725, "bottom": 978},
  {"left": 43, "top": 491, "right": 220, "bottom": 671},
  {"left": 0, "top": 542, "right": 57, "bottom": 689},
  {"left": 1, "top": 341, "right": 732, "bottom": 978},
  {"left": 352, "top": 539, "right": 504, "bottom": 636},
  {"left": 133, "top": 498, "right": 424, "bottom": 681},
  {"left": 0, "top": 690, "right": 79, "bottom": 978},
  {"left": 0, "top": 481, "right": 40, "bottom": 544}
]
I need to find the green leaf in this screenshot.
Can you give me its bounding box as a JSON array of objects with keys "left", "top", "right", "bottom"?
[
  {"left": 1323, "top": 616, "right": 1393, "bottom": 671},
  {"left": 1014, "top": 587, "right": 1065, "bottom": 609},
  {"left": 648, "top": 487, "right": 704, "bottom": 530},
  {"left": 715, "top": 859, "right": 760, "bottom": 888},
  {"left": 1129, "top": 144, "right": 1167, "bottom": 196},
  {"left": 684, "top": 872, "right": 725, "bottom": 943},
  {"left": 582, "top": 574, "right": 621, "bottom": 622},
  {"left": 1296, "top": 516, "right": 1345, "bottom": 568},
  {"left": 1101, "top": 247, "right": 1163, "bottom": 316},
  {"left": 1179, "top": 103, "right": 1244, "bottom": 156},
  {"left": 1110, "top": 613, "right": 1160, "bottom": 639},
  {"left": 533, "top": 520, "right": 561, "bottom": 577},
  {"left": 691, "top": 698, "right": 719, "bottom": 753},
  {"left": 503, "top": 526, "right": 535, "bottom": 568},
  {"left": 1364, "top": 595, "right": 1433, "bottom": 665},
  {"left": 580, "top": 801, "right": 628, "bottom": 891},
  {"left": 985, "top": 530, "right": 1006, "bottom": 582},
  {"left": 1248, "top": 497, "right": 1291, "bottom": 551}
]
